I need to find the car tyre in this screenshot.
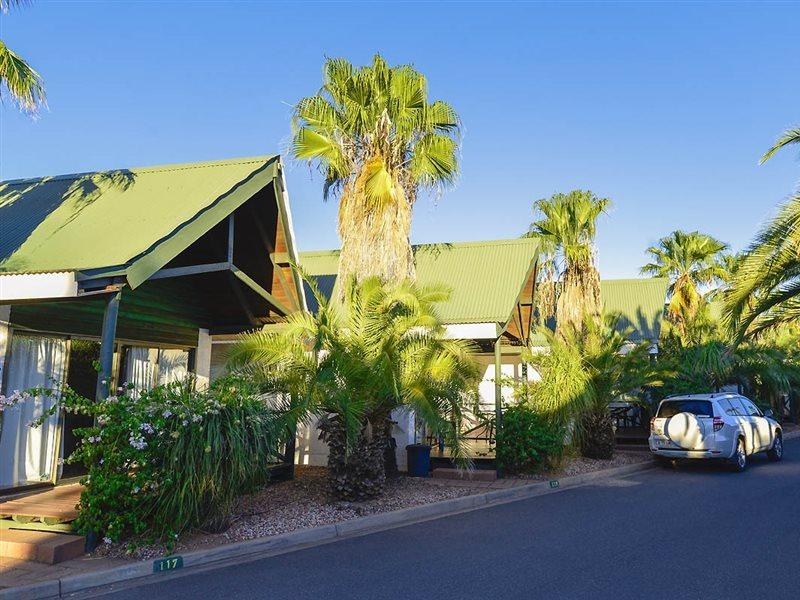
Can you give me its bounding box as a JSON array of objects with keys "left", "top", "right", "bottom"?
[
  {"left": 767, "top": 433, "right": 783, "bottom": 462},
  {"left": 730, "top": 438, "right": 747, "bottom": 472}
]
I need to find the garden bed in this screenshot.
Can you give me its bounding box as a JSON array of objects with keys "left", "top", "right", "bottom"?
[
  {"left": 94, "top": 466, "right": 479, "bottom": 560},
  {"left": 510, "top": 450, "right": 651, "bottom": 481}
]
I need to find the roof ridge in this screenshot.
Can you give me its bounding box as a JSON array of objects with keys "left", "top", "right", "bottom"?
[
  {"left": 1, "top": 155, "right": 277, "bottom": 186},
  {"left": 299, "top": 238, "right": 538, "bottom": 257}
]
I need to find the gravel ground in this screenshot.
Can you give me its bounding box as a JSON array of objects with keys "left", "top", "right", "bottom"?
[
  {"left": 96, "top": 451, "right": 650, "bottom": 560},
  {"left": 511, "top": 450, "right": 651, "bottom": 481},
  {"left": 95, "top": 467, "right": 478, "bottom": 560}
]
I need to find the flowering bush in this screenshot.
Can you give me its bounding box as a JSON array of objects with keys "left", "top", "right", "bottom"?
[{"left": 30, "top": 376, "right": 285, "bottom": 547}]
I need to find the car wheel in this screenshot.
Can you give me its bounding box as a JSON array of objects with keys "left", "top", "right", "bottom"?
[
  {"left": 731, "top": 438, "right": 747, "bottom": 472},
  {"left": 767, "top": 434, "right": 783, "bottom": 462}
]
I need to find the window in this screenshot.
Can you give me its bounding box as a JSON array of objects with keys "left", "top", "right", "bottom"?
[
  {"left": 718, "top": 399, "right": 741, "bottom": 416},
  {"left": 739, "top": 397, "right": 761, "bottom": 417},
  {"left": 657, "top": 400, "right": 714, "bottom": 418}
]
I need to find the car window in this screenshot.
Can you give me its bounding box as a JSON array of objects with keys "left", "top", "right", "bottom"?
[
  {"left": 718, "top": 399, "right": 741, "bottom": 416},
  {"left": 739, "top": 398, "right": 761, "bottom": 417},
  {"left": 657, "top": 400, "right": 714, "bottom": 418}
]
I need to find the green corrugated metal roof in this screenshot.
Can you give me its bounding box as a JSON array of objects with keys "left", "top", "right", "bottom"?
[
  {"left": 300, "top": 238, "right": 540, "bottom": 325},
  {"left": 601, "top": 278, "right": 669, "bottom": 342},
  {"left": 528, "top": 277, "right": 669, "bottom": 345},
  {"left": 0, "top": 156, "right": 280, "bottom": 287}
]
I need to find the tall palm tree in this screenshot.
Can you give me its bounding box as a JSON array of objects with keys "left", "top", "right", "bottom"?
[
  {"left": 291, "top": 55, "right": 460, "bottom": 289},
  {"left": 641, "top": 230, "right": 727, "bottom": 332},
  {"left": 227, "top": 275, "right": 479, "bottom": 500},
  {"left": 0, "top": 0, "right": 45, "bottom": 113},
  {"left": 528, "top": 190, "right": 610, "bottom": 334}
]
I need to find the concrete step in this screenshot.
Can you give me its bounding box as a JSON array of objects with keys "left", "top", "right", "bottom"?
[
  {"left": 0, "top": 529, "right": 85, "bottom": 564},
  {"left": 431, "top": 468, "right": 497, "bottom": 482}
]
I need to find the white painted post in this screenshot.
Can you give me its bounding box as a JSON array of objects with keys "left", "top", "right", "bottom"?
[
  {"left": 0, "top": 306, "right": 10, "bottom": 391},
  {"left": 195, "top": 328, "right": 212, "bottom": 390}
]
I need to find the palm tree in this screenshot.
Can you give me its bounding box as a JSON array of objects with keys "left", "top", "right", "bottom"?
[
  {"left": 526, "top": 316, "right": 660, "bottom": 459},
  {"left": 641, "top": 230, "right": 727, "bottom": 333},
  {"left": 528, "top": 190, "right": 610, "bottom": 335},
  {"left": 725, "top": 123, "right": 800, "bottom": 341},
  {"left": 227, "top": 275, "right": 479, "bottom": 500},
  {"left": 0, "top": 1, "right": 46, "bottom": 113},
  {"left": 291, "top": 55, "right": 460, "bottom": 289},
  {"left": 725, "top": 194, "right": 800, "bottom": 340},
  {"left": 760, "top": 125, "right": 800, "bottom": 164}
]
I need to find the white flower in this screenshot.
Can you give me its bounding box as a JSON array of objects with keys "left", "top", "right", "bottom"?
[
  {"left": 162, "top": 410, "right": 172, "bottom": 418},
  {"left": 103, "top": 537, "right": 112, "bottom": 545}
]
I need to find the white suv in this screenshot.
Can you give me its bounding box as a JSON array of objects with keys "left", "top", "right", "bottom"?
[{"left": 649, "top": 393, "right": 783, "bottom": 471}]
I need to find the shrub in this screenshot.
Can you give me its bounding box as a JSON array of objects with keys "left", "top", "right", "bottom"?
[
  {"left": 496, "top": 404, "right": 565, "bottom": 474},
  {"left": 32, "top": 376, "right": 285, "bottom": 546}
]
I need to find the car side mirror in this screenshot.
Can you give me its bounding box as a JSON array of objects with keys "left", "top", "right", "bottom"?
[{"left": 763, "top": 409, "right": 774, "bottom": 418}]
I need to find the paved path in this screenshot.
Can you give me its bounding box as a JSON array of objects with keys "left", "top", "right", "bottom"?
[{"left": 96, "top": 440, "right": 800, "bottom": 599}]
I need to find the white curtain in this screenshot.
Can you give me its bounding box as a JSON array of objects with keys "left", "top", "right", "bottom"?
[
  {"left": 0, "top": 334, "right": 67, "bottom": 488},
  {"left": 125, "top": 347, "right": 156, "bottom": 395},
  {"left": 157, "top": 349, "right": 189, "bottom": 385}
]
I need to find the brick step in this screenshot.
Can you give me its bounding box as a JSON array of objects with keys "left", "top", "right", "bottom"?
[
  {"left": 431, "top": 468, "right": 497, "bottom": 482},
  {"left": 0, "top": 529, "right": 86, "bottom": 564}
]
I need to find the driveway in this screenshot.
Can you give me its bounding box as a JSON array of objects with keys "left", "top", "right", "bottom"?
[{"left": 94, "top": 439, "right": 800, "bottom": 599}]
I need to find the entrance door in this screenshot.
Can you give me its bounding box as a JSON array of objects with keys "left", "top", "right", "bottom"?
[
  {"left": 61, "top": 339, "right": 99, "bottom": 479},
  {"left": 0, "top": 334, "right": 68, "bottom": 489}
]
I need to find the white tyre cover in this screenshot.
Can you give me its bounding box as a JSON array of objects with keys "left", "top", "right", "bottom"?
[{"left": 666, "top": 412, "right": 706, "bottom": 450}]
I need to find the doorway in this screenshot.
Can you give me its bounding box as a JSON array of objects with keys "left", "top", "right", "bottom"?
[{"left": 61, "top": 339, "right": 99, "bottom": 479}]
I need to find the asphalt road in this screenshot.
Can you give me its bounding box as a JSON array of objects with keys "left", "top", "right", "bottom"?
[{"left": 97, "top": 440, "right": 800, "bottom": 600}]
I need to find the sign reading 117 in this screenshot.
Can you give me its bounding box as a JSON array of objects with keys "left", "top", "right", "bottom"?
[{"left": 153, "top": 556, "right": 184, "bottom": 573}]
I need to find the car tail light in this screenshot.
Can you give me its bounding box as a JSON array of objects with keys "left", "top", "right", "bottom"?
[{"left": 713, "top": 417, "right": 724, "bottom": 432}]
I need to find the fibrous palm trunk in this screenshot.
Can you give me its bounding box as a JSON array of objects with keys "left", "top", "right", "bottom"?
[
  {"left": 579, "top": 410, "right": 615, "bottom": 459},
  {"left": 556, "top": 260, "right": 601, "bottom": 336},
  {"left": 318, "top": 414, "right": 389, "bottom": 501}
]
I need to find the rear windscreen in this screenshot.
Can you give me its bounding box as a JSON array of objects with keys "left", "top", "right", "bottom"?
[{"left": 657, "top": 400, "right": 713, "bottom": 418}]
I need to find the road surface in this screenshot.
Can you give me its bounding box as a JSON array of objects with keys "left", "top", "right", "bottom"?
[{"left": 96, "top": 439, "right": 800, "bottom": 599}]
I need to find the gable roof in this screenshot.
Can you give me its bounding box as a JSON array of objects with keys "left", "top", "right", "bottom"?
[
  {"left": 601, "top": 278, "right": 670, "bottom": 342},
  {"left": 300, "top": 238, "right": 540, "bottom": 326},
  {"left": 0, "top": 156, "right": 281, "bottom": 288}
]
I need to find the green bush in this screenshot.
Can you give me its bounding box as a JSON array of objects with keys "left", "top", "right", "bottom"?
[
  {"left": 496, "top": 404, "right": 565, "bottom": 474},
  {"left": 31, "top": 376, "right": 285, "bottom": 547}
]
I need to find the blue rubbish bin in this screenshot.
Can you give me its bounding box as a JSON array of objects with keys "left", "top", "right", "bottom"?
[{"left": 406, "top": 444, "right": 431, "bottom": 477}]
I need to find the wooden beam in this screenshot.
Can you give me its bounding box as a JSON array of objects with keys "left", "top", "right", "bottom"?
[
  {"left": 147, "top": 262, "right": 231, "bottom": 281},
  {"left": 231, "top": 265, "right": 293, "bottom": 316}
]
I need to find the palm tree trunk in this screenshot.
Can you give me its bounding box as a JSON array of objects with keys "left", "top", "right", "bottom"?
[
  {"left": 556, "top": 260, "right": 601, "bottom": 335},
  {"left": 579, "top": 410, "right": 615, "bottom": 459},
  {"left": 337, "top": 180, "right": 415, "bottom": 290},
  {"left": 319, "top": 414, "right": 389, "bottom": 501}
]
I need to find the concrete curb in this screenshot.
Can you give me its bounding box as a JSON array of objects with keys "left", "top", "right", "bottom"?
[{"left": 0, "top": 448, "right": 770, "bottom": 599}]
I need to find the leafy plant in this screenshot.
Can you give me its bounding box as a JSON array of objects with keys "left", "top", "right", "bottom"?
[
  {"left": 525, "top": 315, "right": 661, "bottom": 459},
  {"left": 496, "top": 404, "right": 565, "bottom": 474},
  {"left": 228, "top": 275, "right": 480, "bottom": 501},
  {"left": 29, "top": 377, "right": 284, "bottom": 546},
  {"left": 1, "top": 1, "right": 46, "bottom": 113}
]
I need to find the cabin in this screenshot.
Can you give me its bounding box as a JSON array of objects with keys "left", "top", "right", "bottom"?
[
  {"left": 0, "top": 156, "right": 305, "bottom": 496},
  {"left": 297, "top": 241, "right": 669, "bottom": 469}
]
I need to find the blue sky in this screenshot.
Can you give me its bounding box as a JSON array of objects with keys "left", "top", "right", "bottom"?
[{"left": 2, "top": 1, "right": 799, "bottom": 278}]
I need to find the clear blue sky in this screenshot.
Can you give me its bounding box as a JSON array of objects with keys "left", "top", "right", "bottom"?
[{"left": 2, "top": 1, "right": 798, "bottom": 278}]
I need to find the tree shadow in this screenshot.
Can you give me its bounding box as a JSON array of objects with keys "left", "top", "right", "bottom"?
[{"left": 0, "top": 170, "right": 136, "bottom": 267}]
